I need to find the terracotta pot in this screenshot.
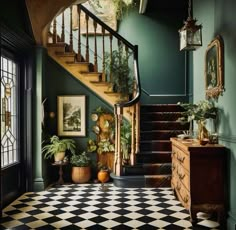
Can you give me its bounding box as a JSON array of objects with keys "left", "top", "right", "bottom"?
[
  {"left": 97, "top": 170, "right": 110, "bottom": 183},
  {"left": 54, "top": 151, "right": 65, "bottom": 162},
  {"left": 71, "top": 166, "right": 91, "bottom": 184}
]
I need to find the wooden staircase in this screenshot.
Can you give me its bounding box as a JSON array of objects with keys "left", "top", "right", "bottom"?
[{"left": 112, "top": 104, "right": 189, "bottom": 187}]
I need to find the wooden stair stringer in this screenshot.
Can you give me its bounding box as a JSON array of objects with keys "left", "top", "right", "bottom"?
[{"left": 48, "top": 51, "right": 131, "bottom": 119}]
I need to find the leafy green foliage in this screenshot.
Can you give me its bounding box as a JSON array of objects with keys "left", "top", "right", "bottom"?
[
  {"left": 104, "top": 48, "right": 133, "bottom": 99},
  {"left": 70, "top": 152, "right": 91, "bottom": 167},
  {"left": 177, "top": 100, "right": 218, "bottom": 124},
  {"left": 42, "top": 135, "right": 76, "bottom": 159}
]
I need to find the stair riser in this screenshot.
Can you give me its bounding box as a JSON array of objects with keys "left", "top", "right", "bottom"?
[
  {"left": 48, "top": 47, "right": 66, "bottom": 54},
  {"left": 123, "top": 164, "right": 172, "bottom": 176},
  {"left": 141, "top": 105, "right": 185, "bottom": 112},
  {"left": 67, "top": 65, "right": 89, "bottom": 73},
  {"left": 141, "top": 112, "right": 182, "bottom": 121},
  {"left": 140, "top": 131, "right": 184, "bottom": 140},
  {"left": 58, "top": 56, "right": 75, "bottom": 62},
  {"left": 145, "top": 175, "right": 171, "bottom": 187},
  {"left": 140, "top": 141, "right": 171, "bottom": 152},
  {"left": 84, "top": 75, "right": 101, "bottom": 82},
  {"left": 136, "top": 153, "right": 171, "bottom": 164},
  {"left": 140, "top": 122, "right": 189, "bottom": 131}
]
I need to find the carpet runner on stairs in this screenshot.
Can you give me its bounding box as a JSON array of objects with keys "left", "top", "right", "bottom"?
[{"left": 112, "top": 104, "right": 189, "bottom": 188}]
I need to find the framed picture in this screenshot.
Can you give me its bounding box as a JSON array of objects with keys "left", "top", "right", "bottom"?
[
  {"left": 72, "top": 0, "right": 117, "bottom": 34},
  {"left": 57, "top": 95, "right": 86, "bottom": 136},
  {"left": 205, "top": 35, "right": 224, "bottom": 99}
]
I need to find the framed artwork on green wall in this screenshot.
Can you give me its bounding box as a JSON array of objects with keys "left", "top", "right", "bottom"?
[
  {"left": 57, "top": 95, "right": 86, "bottom": 136},
  {"left": 205, "top": 35, "right": 224, "bottom": 99}
]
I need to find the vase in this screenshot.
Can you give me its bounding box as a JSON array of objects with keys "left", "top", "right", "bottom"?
[{"left": 197, "top": 120, "right": 209, "bottom": 145}]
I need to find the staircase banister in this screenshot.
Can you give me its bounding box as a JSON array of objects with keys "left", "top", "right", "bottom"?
[
  {"left": 114, "top": 45, "right": 141, "bottom": 110},
  {"left": 79, "top": 4, "right": 134, "bottom": 49}
]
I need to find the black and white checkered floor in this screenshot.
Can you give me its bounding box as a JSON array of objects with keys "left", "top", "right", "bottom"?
[{"left": 0, "top": 183, "right": 220, "bottom": 229}]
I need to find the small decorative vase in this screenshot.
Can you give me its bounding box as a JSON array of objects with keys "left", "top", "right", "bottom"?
[
  {"left": 197, "top": 120, "right": 209, "bottom": 145},
  {"left": 97, "top": 169, "right": 110, "bottom": 191}
]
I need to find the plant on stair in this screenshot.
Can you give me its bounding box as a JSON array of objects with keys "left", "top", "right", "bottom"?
[{"left": 104, "top": 47, "right": 133, "bottom": 101}]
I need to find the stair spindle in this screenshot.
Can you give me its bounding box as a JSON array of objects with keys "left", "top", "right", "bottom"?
[
  {"left": 77, "top": 5, "right": 82, "bottom": 62},
  {"left": 93, "top": 21, "right": 98, "bottom": 72},
  {"left": 61, "top": 11, "right": 65, "bottom": 42},
  {"left": 85, "top": 14, "right": 89, "bottom": 62},
  {"left": 53, "top": 19, "right": 57, "bottom": 44},
  {"left": 69, "top": 6, "right": 73, "bottom": 52},
  {"left": 109, "top": 34, "right": 113, "bottom": 83},
  {"left": 102, "top": 27, "right": 105, "bottom": 82}
]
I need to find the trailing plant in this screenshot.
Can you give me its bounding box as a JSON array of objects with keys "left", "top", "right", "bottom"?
[
  {"left": 104, "top": 48, "right": 133, "bottom": 99},
  {"left": 87, "top": 138, "right": 115, "bottom": 155},
  {"left": 42, "top": 135, "right": 76, "bottom": 159},
  {"left": 70, "top": 152, "right": 91, "bottom": 167},
  {"left": 120, "top": 120, "right": 131, "bottom": 161}
]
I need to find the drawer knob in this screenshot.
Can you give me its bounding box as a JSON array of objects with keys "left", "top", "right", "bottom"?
[
  {"left": 176, "top": 182, "right": 181, "bottom": 191},
  {"left": 183, "top": 196, "right": 189, "bottom": 203}
]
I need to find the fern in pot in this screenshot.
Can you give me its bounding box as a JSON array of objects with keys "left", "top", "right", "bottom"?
[
  {"left": 42, "top": 135, "right": 76, "bottom": 162},
  {"left": 70, "top": 152, "right": 91, "bottom": 183}
]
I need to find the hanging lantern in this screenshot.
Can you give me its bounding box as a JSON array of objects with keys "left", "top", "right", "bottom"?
[{"left": 179, "top": 0, "right": 202, "bottom": 51}]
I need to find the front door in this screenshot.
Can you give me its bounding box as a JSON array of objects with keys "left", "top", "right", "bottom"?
[{"left": 1, "top": 51, "right": 26, "bottom": 210}]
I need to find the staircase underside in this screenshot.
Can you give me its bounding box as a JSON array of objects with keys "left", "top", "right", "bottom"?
[{"left": 47, "top": 43, "right": 131, "bottom": 119}]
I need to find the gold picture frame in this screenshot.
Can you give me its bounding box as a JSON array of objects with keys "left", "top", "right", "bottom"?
[
  {"left": 58, "top": 95, "right": 86, "bottom": 136},
  {"left": 205, "top": 35, "right": 224, "bottom": 99}
]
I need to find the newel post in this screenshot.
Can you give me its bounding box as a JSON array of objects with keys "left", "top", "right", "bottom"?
[{"left": 114, "top": 105, "right": 123, "bottom": 176}]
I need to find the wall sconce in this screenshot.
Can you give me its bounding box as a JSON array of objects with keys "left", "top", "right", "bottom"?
[{"left": 179, "top": 0, "right": 202, "bottom": 51}]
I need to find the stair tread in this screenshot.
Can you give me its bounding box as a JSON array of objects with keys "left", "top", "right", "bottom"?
[
  {"left": 141, "top": 111, "right": 182, "bottom": 114},
  {"left": 141, "top": 130, "right": 186, "bottom": 132},
  {"left": 66, "top": 61, "right": 90, "bottom": 65},
  {"left": 82, "top": 72, "right": 103, "bottom": 75},
  {"left": 140, "top": 139, "right": 171, "bottom": 143},
  {"left": 47, "top": 42, "right": 66, "bottom": 47},
  {"left": 138, "top": 151, "right": 171, "bottom": 154},
  {"left": 55, "top": 51, "right": 75, "bottom": 56},
  {"left": 142, "top": 120, "right": 183, "bottom": 123}
]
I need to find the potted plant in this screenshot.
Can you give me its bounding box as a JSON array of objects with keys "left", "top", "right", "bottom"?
[
  {"left": 177, "top": 100, "right": 218, "bottom": 141},
  {"left": 42, "top": 135, "right": 76, "bottom": 162},
  {"left": 70, "top": 151, "right": 91, "bottom": 183},
  {"left": 104, "top": 48, "right": 133, "bottom": 100}
]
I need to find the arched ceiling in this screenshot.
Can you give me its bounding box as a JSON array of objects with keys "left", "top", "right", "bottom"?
[{"left": 25, "top": 0, "right": 87, "bottom": 45}]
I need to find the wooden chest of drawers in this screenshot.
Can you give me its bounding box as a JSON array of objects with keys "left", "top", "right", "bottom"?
[{"left": 170, "top": 138, "right": 226, "bottom": 224}]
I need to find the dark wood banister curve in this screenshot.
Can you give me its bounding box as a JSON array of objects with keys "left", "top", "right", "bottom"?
[{"left": 79, "top": 4, "right": 141, "bottom": 110}]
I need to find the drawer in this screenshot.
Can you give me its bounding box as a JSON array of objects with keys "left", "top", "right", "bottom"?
[
  {"left": 172, "top": 145, "right": 189, "bottom": 172},
  {"left": 175, "top": 180, "right": 190, "bottom": 210},
  {"left": 176, "top": 163, "right": 189, "bottom": 191}
]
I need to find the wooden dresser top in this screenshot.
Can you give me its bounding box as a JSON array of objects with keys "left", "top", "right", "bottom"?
[{"left": 170, "top": 137, "right": 225, "bottom": 153}]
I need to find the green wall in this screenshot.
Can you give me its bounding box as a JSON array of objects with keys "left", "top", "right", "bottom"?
[
  {"left": 118, "top": 4, "right": 189, "bottom": 104},
  {"left": 43, "top": 57, "right": 113, "bottom": 185},
  {"left": 193, "top": 0, "right": 236, "bottom": 229}
]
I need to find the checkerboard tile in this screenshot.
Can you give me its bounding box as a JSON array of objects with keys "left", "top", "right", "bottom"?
[{"left": 0, "top": 184, "right": 221, "bottom": 229}]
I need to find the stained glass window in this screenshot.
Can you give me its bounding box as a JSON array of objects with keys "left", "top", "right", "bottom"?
[{"left": 1, "top": 55, "right": 19, "bottom": 168}]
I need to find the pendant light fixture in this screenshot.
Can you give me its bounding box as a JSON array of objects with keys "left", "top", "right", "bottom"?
[{"left": 179, "top": 0, "right": 202, "bottom": 51}]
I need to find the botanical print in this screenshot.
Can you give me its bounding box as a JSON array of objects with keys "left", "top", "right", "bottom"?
[{"left": 58, "top": 96, "right": 86, "bottom": 136}]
